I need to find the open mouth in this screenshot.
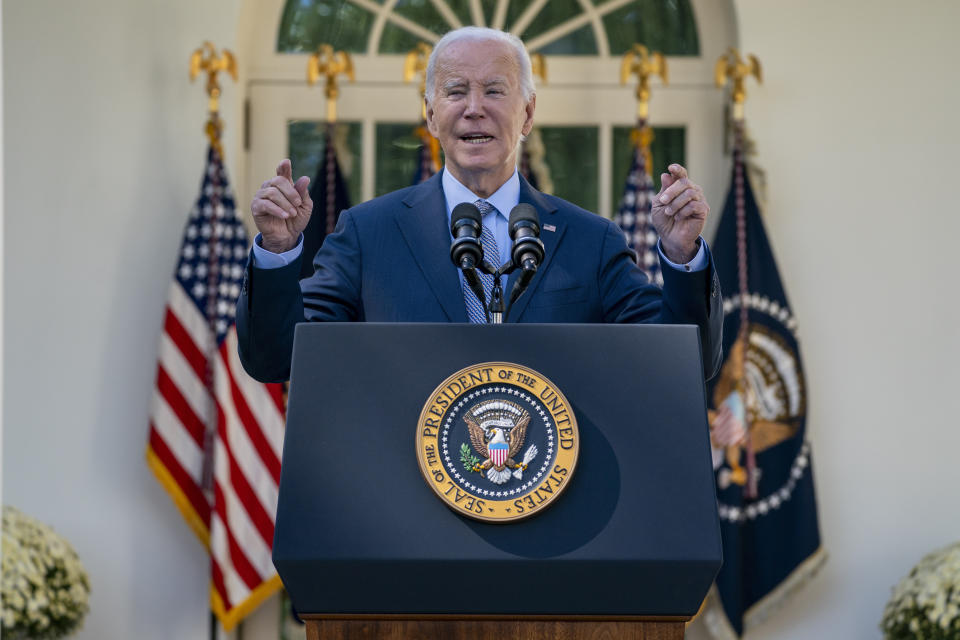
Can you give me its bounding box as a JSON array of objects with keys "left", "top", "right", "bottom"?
[{"left": 461, "top": 134, "right": 493, "bottom": 144}]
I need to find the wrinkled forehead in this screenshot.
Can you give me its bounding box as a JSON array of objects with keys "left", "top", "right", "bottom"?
[{"left": 434, "top": 39, "right": 521, "bottom": 85}]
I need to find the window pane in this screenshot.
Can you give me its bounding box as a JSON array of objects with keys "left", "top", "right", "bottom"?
[
  {"left": 277, "top": 0, "right": 701, "bottom": 56},
  {"left": 534, "top": 24, "right": 598, "bottom": 56},
  {"left": 611, "top": 126, "right": 685, "bottom": 210},
  {"left": 375, "top": 123, "right": 431, "bottom": 196},
  {"left": 538, "top": 126, "right": 598, "bottom": 213},
  {"left": 442, "top": 0, "right": 479, "bottom": 27},
  {"left": 277, "top": 0, "right": 374, "bottom": 53},
  {"left": 519, "top": 0, "right": 583, "bottom": 44},
  {"left": 604, "top": 0, "right": 700, "bottom": 56},
  {"left": 503, "top": 1, "right": 528, "bottom": 32},
  {"left": 288, "top": 120, "right": 363, "bottom": 205},
  {"left": 379, "top": 0, "right": 453, "bottom": 53}
]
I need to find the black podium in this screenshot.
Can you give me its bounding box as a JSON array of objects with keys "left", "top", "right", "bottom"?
[{"left": 274, "top": 323, "right": 721, "bottom": 639}]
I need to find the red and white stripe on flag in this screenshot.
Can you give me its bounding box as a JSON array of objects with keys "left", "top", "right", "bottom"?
[{"left": 146, "top": 147, "right": 286, "bottom": 631}]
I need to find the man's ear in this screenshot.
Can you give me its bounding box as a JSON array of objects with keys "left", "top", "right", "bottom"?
[
  {"left": 521, "top": 94, "right": 536, "bottom": 136},
  {"left": 425, "top": 100, "right": 438, "bottom": 137}
]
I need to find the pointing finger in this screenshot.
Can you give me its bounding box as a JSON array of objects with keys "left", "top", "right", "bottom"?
[
  {"left": 668, "top": 163, "right": 688, "bottom": 180},
  {"left": 276, "top": 159, "right": 293, "bottom": 183}
]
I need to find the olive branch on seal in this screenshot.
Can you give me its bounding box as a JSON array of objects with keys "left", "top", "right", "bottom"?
[{"left": 459, "top": 443, "right": 481, "bottom": 473}]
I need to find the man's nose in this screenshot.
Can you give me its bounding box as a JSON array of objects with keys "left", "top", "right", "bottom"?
[{"left": 464, "top": 89, "right": 484, "bottom": 117}]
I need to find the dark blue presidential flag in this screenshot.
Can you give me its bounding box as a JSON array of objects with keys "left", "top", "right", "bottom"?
[
  {"left": 302, "top": 125, "right": 351, "bottom": 280},
  {"left": 703, "top": 128, "right": 825, "bottom": 638}
]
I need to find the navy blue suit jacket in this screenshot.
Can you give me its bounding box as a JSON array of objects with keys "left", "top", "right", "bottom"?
[{"left": 237, "top": 172, "right": 722, "bottom": 382}]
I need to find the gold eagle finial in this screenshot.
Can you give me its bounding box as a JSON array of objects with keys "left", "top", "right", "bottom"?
[
  {"left": 620, "top": 44, "right": 668, "bottom": 120},
  {"left": 189, "top": 42, "right": 237, "bottom": 156},
  {"left": 529, "top": 52, "right": 547, "bottom": 84},
  {"left": 715, "top": 48, "right": 762, "bottom": 121},
  {"left": 307, "top": 44, "right": 355, "bottom": 123}
]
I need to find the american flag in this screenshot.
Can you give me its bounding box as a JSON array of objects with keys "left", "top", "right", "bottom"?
[
  {"left": 613, "top": 126, "right": 663, "bottom": 287},
  {"left": 146, "top": 146, "right": 285, "bottom": 631}
]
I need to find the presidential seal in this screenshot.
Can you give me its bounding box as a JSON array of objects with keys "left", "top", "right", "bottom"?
[{"left": 416, "top": 362, "right": 579, "bottom": 523}]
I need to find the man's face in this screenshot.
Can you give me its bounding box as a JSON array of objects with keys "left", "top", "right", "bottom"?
[{"left": 426, "top": 38, "right": 536, "bottom": 190}]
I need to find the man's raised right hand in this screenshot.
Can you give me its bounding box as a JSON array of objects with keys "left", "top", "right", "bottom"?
[{"left": 251, "top": 159, "right": 313, "bottom": 253}]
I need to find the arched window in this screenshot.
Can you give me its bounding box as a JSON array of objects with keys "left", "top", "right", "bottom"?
[
  {"left": 241, "top": 0, "right": 736, "bottom": 219},
  {"left": 277, "top": 0, "right": 699, "bottom": 57}
]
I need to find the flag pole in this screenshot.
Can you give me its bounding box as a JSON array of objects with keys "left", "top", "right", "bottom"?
[
  {"left": 620, "top": 43, "right": 667, "bottom": 179},
  {"left": 189, "top": 42, "right": 238, "bottom": 160},
  {"left": 715, "top": 47, "right": 763, "bottom": 498},
  {"left": 307, "top": 44, "right": 354, "bottom": 237},
  {"left": 189, "top": 41, "right": 238, "bottom": 640},
  {"left": 615, "top": 43, "right": 667, "bottom": 285}
]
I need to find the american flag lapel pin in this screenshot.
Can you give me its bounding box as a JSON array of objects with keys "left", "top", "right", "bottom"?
[{"left": 544, "top": 224, "right": 556, "bottom": 232}]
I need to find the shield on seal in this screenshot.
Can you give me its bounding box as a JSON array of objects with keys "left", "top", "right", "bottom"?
[{"left": 488, "top": 441, "right": 508, "bottom": 467}]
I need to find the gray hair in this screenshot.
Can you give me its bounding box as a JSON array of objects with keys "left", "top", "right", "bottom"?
[{"left": 425, "top": 27, "right": 536, "bottom": 103}]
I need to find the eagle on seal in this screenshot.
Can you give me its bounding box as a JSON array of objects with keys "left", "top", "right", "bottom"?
[{"left": 464, "top": 400, "right": 538, "bottom": 485}]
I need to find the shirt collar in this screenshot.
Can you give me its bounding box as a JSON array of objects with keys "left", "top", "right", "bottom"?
[{"left": 442, "top": 167, "right": 520, "bottom": 222}]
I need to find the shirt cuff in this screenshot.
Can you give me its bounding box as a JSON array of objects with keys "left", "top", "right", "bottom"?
[
  {"left": 657, "top": 237, "right": 708, "bottom": 273},
  {"left": 251, "top": 233, "right": 304, "bottom": 268}
]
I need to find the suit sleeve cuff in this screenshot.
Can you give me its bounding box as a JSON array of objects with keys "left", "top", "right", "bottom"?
[
  {"left": 657, "top": 237, "right": 708, "bottom": 273},
  {"left": 252, "top": 233, "right": 304, "bottom": 268}
]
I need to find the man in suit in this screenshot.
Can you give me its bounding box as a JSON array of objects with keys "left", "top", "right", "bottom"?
[{"left": 238, "top": 26, "right": 722, "bottom": 384}]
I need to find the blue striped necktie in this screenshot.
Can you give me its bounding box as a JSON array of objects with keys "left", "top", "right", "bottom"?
[{"left": 463, "top": 199, "right": 499, "bottom": 323}]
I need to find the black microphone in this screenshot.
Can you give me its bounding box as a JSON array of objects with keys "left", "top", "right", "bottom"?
[
  {"left": 450, "top": 202, "right": 483, "bottom": 270},
  {"left": 508, "top": 204, "right": 545, "bottom": 304},
  {"left": 449, "top": 202, "right": 488, "bottom": 317}
]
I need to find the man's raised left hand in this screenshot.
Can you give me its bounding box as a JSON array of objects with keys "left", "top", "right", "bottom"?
[{"left": 652, "top": 164, "right": 710, "bottom": 264}]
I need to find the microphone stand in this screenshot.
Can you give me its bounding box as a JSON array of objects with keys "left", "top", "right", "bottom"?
[
  {"left": 474, "top": 238, "right": 542, "bottom": 324},
  {"left": 477, "top": 259, "right": 503, "bottom": 324},
  {"left": 480, "top": 260, "right": 526, "bottom": 324},
  {"left": 489, "top": 278, "right": 504, "bottom": 324}
]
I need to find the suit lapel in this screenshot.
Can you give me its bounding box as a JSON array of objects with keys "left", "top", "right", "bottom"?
[
  {"left": 396, "top": 173, "right": 469, "bottom": 322},
  {"left": 506, "top": 177, "right": 565, "bottom": 322}
]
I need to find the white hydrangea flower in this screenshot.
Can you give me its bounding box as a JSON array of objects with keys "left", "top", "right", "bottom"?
[
  {"left": 1, "top": 506, "right": 90, "bottom": 639},
  {"left": 881, "top": 541, "right": 960, "bottom": 639}
]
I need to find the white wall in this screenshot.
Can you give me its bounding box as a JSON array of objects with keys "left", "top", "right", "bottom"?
[
  {"left": 1, "top": 0, "right": 5, "bottom": 513},
  {"left": 3, "top": 1, "right": 959, "bottom": 639},
  {"left": 2, "top": 1, "right": 244, "bottom": 638},
  {"left": 687, "top": 1, "right": 960, "bottom": 638}
]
